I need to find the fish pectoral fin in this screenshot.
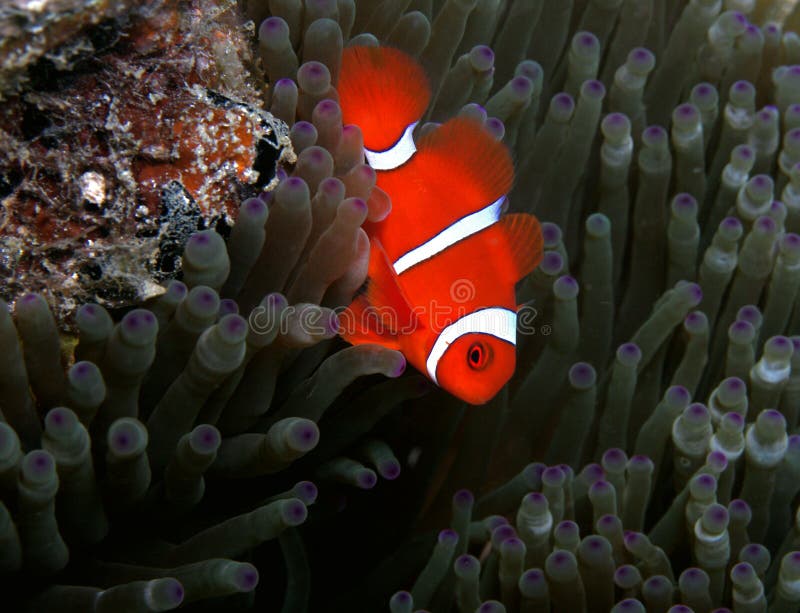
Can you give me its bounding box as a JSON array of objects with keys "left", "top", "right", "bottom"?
[
  {"left": 364, "top": 238, "right": 419, "bottom": 331},
  {"left": 500, "top": 213, "right": 544, "bottom": 282},
  {"left": 340, "top": 238, "right": 419, "bottom": 347},
  {"left": 339, "top": 293, "right": 404, "bottom": 350}
]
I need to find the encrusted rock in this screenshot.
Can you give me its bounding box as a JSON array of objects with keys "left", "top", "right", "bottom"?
[{"left": 0, "top": 0, "right": 293, "bottom": 326}]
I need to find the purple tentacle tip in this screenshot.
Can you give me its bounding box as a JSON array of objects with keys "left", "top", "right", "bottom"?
[
  {"left": 261, "top": 17, "right": 284, "bottom": 33},
  {"left": 391, "top": 355, "right": 407, "bottom": 378},
  {"left": 550, "top": 550, "right": 572, "bottom": 567},
  {"left": 542, "top": 223, "right": 561, "bottom": 244},
  {"left": 597, "top": 514, "right": 617, "bottom": 528},
  {"left": 492, "top": 524, "right": 517, "bottom": 545},
  {"left": 688, "top": 402, "right": 709, "bottom": 418},
  {"left": 191, "top": 232, "right": 210, "bottom": 246},
  {"left": 293, "top": 421, "right": 319, "bottom": 451},
  {"left": 357, "top": 469, "right": 378, "bottom": 489},
  {"left": 554, "top": 93, "right": 574, "bottom": 110},
  {"left": 644, "top": 125, "right": 666, "bottom": 141},
  {"left": 785, "top": 233, "right": 800, "bottom": 250},
  {"left": 453, "top": 489, "right": 474, "bottom": 507},
  {"left": 591, "top": 479, "right": 612, "bottom": 494},
  {"left": 326, "top": 311, "right": 340, "bottom": 336},
  {"left": 439, "top": 528, "right": 459, "bottom": 545},
  {"left": 541, "top": 251, "right": 563, "bottom": 272},
  {"left": 708, "top": 505, "right": 728, "bottom": 523},
  {"left": 757, "top": 215, "right": 777, "bottom": 232},
  {"left": 512, "top": 76, "right": 532, "bottom": 94},
  {"left": 722, "top": 216, "right": 743, "bottom": 230},
  {"left": 316, "top": 99, "right": 339, "bottom": 114},
  {"left": 34, "top": 454, "right": 49, "bottom": 469},
  {"left": 381, "top": 460, "right": 401, "bottom": 480},
  {"left": 72, "top": 362, "right": 94, "bottom": 379},
  {"left": 696, "top": 473, "right": 716, "bottom": 488},
  {"left": 224, "top": 314, "right": 247, "bottom": 336},
  {"left": 605, "top": 113, "right": 627, "bottom": 127},
  {"left": 752, "top": 174, "right": 771, "bottom": 189},
  {"left": 284, "top": 499, "right": 308, "bottom": 525},
  {"left": 48, "top": 408, "right": 66, "bottom": 427},
  {"left": 486, "top": 117, "right": 505, "bottom": 134},
  {"left": 604, "top": 448, "right": 626, "bottom": 464},
  {"left": 202, "top": 428, "right": 219, "bottom": 446},
  {"left": 685, "top": 311, "right": 704, "bottom": 326},
  {"left": 114, "top": 431, "right": 131, "bottom": 450},
  {"left": 294, "top": 481, "right": 318, "bottom": 505},
  {"left": 235, "top": 564, "right": 259, "bottom": 591},
  {"left": 456, "top": 554, "right": 477, "bottom": 571},
  {"left": 619, "top": 343, "right": 642, "bottom": 361},
  {"left": 585, "top": 80, "right": 605, "bottom": 96},
  {"left": 198, "top": 289, "right": 217, "bottom": 304},
  {"left": 244, "top": 197, "right": 265, "bottom": 215},
  {"left": 731, "top": 320, "right": 753, "bottom": 335}
]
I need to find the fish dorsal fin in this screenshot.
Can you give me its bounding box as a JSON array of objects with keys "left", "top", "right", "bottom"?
[
  {"left": 415, "top": 117, "right": 514, "bottom": 210},
  {"left": 338, "top": 46, "right": 430, "bottom": 152},
  {"left": 340, "top": 239, "right": 418, "bottom": 348},
  {"left": 499, "top": 213, "right": 544, "bottom": 282}
]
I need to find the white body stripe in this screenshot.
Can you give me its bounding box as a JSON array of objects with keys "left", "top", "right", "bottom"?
[
  {"left": 364, "top": 121, "right": 418, "bottom": 170},
  {"left": 392, "top": 195, "right": 505, "bottom": 275},
  {"left": 426, "top": 308, "right": 517, "bottom": 384}
]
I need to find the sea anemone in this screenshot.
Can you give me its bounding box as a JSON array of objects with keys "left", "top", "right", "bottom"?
[{"left": 3, "top": 0, "right": 800, "bottom": 611}]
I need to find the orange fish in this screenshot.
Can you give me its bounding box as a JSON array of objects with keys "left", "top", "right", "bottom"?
[{"left": 336, "top": 46, "right": 544, "bottom": 405}]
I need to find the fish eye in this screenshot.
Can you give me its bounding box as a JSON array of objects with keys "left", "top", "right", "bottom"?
[{"left": 467, "top": 341, "right": 489, "bottom": 370}]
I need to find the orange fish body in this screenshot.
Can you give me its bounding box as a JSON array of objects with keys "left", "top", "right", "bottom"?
[{"left": 336, "top": 46, "right": 543, "bottom": 405}]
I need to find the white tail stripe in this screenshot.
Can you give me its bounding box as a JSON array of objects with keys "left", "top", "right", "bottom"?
[
  {"left": 426, "top": 307, "right": 517, "bottom": 384},
  {"left": 364, "top": 121, "right": 418, "bottom": 170},
  {"left": 393, "top": 195, "right": 505, "bottom": 275}
]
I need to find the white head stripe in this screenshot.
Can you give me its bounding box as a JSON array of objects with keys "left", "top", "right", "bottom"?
[
  {"left": 364, "top": 121, "right": 418, "bottom": 170},
  {"left": 425, "top": 308, "right": 517, "bottom": 384},
  {"left": 393, "top": 195, "right": 505, "bottom": 275}
]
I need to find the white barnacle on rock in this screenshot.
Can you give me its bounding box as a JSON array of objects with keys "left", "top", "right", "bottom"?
[{"left": 78, "top": 171, "right": 106, "bottom": 207}]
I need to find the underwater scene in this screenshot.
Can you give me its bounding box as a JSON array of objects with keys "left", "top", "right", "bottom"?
[{"left": 3, "top": 0, "right": 800, "bottom": 611}]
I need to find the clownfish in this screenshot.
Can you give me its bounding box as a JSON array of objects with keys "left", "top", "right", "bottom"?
[{"left": 336, "top": 46, "right": 544, "bottom": 405}]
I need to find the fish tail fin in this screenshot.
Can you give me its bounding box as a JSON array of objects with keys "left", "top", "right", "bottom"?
[
  {"left": 339, "top": 238, "right": 418, "bottom": 348},
  {"left": 338, "top": 46, "right": 430, "bottom": 152},
  {"left": 415, "top": 116, "right": 515, "bottom": 210}
]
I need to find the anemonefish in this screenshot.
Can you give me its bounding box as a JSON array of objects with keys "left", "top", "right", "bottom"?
[{"left": 336, "top": 46, "right": 544, "bottom": 405}]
